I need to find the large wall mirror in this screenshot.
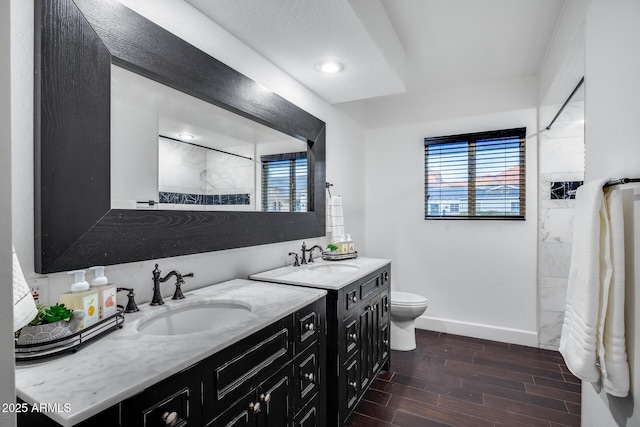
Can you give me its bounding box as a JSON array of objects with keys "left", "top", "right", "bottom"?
[{"left": 35, "top": 0, "right": 326, "bottom": 273}]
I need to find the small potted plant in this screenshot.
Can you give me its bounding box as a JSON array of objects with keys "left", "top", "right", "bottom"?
[
  {"left": 16, "top": 303, "right": 85, "bottom": 345},
  {"left": 326, "top": 244, "right": 338, "bottom": 253}
]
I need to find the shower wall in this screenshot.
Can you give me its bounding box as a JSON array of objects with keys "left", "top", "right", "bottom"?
[{"left": 538, "top": 100, "right": 585, "bottom": 350}]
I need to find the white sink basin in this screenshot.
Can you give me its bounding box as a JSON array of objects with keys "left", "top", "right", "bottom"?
[
  {"left": 137, "top": 301, "right": 251, "bottom": 336},
  {"left": 307, "top": 263, "right": 360, "bottom": 274}
]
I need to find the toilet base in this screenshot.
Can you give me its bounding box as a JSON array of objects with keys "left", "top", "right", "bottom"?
[{"left": 390, "top": 319, "right": 417, "bottom": 351}]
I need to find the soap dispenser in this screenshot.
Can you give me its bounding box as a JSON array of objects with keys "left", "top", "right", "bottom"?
[
  {"left": 346, "top": 234, "right": 355, "bottom": 254},
  {"left": 59, "top": 270, "right": 99, "bottom": 329},
  {"left": 90, "top": 266, "right": 117, "bottom": 319}
]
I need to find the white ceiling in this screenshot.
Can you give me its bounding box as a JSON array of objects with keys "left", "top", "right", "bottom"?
[{"left": 185, "top": 0, "right": 567, "bottom": 105}]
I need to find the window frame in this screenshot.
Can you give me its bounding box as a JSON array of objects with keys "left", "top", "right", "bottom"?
[{"left": 424, "top": 127, "right": 526, "bottom": 221}]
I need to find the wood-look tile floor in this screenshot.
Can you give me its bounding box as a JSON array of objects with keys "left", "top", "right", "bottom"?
[{"left": 345, "top": 330, "right": 580, "bottom": 427}]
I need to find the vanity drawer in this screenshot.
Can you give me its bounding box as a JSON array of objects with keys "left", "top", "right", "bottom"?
[
  {"left": 343, "top": 317, "right": 359, "bottom": 359},
  {"left": 359, "top": 273, "right": 381, "bottom": 302},
  {"left": 342, "top": 357, "right": 359, "bottom": 411},
  {"left": 344, "top": 283, "right": 358, "bottom": 313},
  {"left": 121, "top": 364, "right": 201, "bottom": 427},
  {"left": 202, "top": 316, "right": 293, "bottom": 422},
  {"left": 294, "top": 343, "right": 320, "bottom": 413},
  {"left": 295, "top": 299, "right": 321, "bottom": 353}
]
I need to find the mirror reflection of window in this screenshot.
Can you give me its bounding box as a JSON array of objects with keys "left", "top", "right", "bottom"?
[{"left": 261, "top": 152, "right": 308, "bottom": 212}]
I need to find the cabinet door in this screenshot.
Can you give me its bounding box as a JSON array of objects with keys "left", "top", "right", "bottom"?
[
  {"left": 358, "top": 297, "right": 381, "bottom": 391},
  {"left": 258, "top": 366, "right": 292, "bottom": 427},
  {"left": 207, "top": 390, "right": 256, "bottom": 427}
]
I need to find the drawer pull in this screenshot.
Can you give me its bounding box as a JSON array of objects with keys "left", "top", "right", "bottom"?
[
  {"left": 249, "top": 402, "right": 261, "bottom": 413},
  {"left": 304, "top": 372, "right": 315, "bottom": 382},
  {"left": 260, "top": 393, "right": 271, "bottom": 403},
  {"left": 349, "top": 333, "right": 357, "bottom": 340},
  {"left": 351, "top": 295, "right": 357, "bottom": 303},
  {"left": 383, "top": 339, "right": 389, "bottom": 345},
  {"left": 161, "top": 411, "right": 178, "bottom": 426},
  {"left": 368, "top": 305, "right": 374, "bottom": 312},
  {"left": 305, "top": 323, "right": 315, "bottom": 331},
  {"left": 349, "top": 381, "right": 357, "bottom": 389}
]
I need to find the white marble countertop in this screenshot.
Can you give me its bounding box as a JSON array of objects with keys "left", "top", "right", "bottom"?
[
  {"left": 15, "top": 279, "right": 326, "bottom": 426},
  {"left": 249, "top": 257, "right": 391, "bottom": 290}
]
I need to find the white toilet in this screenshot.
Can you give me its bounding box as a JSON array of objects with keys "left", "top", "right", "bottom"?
[{"left": 390, "top": 291, "right": 429, "bottom": 351}]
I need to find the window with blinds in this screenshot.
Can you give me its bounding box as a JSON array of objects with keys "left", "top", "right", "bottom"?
[
  {"left": 424, "top": 127, "right": 526, "bottom": 220},
  {"left": 261, "top": 152, "right": 308, "bottom": 212}
]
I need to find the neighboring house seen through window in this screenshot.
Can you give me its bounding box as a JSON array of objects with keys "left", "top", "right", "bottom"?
[
  {"left": 424, "top": 127, "right": 526, "bottom": 219},
  {"left": 261, "top": 152, "right": 307, "bottom": 212}
]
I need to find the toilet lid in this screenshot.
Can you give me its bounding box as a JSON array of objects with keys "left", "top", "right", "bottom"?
[{"left": 391, "top": 291, "right": 428, "bottom": 306}]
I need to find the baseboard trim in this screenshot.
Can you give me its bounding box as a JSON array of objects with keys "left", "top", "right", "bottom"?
[{"left": 415, "top": 315, "right": 539, "bottom": 347}]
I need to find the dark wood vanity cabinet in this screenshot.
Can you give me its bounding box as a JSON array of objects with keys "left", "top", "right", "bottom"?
[
  {"left": 204, "top": 299, "right": 325, "bottom": 427},
  {"left": 327, "top": 264, "right": 391, "bottom": 426},
  {"left": 18, "top": 299, "right": 325, "bottom": 427}
]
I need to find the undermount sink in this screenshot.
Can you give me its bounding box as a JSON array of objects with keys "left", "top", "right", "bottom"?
[
  {"left": 307, "top": 263, "right": 360, "bottom": 274},
  {"left": 137, "top": 301, "right": 251, "bottom": 336}
]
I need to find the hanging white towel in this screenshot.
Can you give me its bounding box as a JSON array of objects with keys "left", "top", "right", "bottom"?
[
  {"left": 599, "top": 186, "right": 629, "bottom": 396},
  {"left": 559, "top": 179, "right": 630, "bottom": 397},
  {"left": 13, "top": 246, "right": 38, "bottom": 332},
  {"left": 326, "top": 195, "right": 345, "bottom": 237}
]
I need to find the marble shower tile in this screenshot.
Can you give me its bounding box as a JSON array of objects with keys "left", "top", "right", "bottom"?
[
  {"left": 539, "top": 310, "right": 565, "bottom": 350},
  {"left": 540, "top": 277, "right": 569, "bottom": 312},
  {"left": 540, "top": 242, "right": 572, "bottom": 278},
  {"left": 540, "top": 208, "right": 576, "bottom": 244}
]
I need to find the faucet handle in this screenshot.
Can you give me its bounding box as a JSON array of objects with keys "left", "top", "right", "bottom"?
[
  {"left": 288, "top": 252, "right": 300, "bottom": 267},
  {"left": 117, "top": 287, "right": 140, "bottom": 313},
  {"left": 172, "top": 272, "right": 192, "bottom": 300}
]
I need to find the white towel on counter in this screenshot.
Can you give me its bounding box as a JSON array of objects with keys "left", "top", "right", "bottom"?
[
  {"left": 326, "top": 195, "right": 345, "bottom": 237},
  {"left": 13, "top": 246, "right": 38, "bottom": 332},
  {"left": 559, "top": 179, "right": 629, "bottom": 397}
]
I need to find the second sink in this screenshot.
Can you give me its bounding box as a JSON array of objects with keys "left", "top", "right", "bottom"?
[{"left": 137, "top": 301, "right": 251, "bottom": 336}]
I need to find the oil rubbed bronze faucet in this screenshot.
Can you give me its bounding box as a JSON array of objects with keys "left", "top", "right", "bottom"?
[
  {"left": 307, "top": 245, "right": 323, "bottom": 263},
  {"left": 151, "top": 264, "right": 194, "bottom": 306}
]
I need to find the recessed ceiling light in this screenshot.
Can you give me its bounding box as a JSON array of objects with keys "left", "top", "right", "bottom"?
[
  {"left": 316, "top": 61, "right": 344, "bottom": 74},
  {"left": 178, "top": 133, "right": 195, "bottom": 139}
]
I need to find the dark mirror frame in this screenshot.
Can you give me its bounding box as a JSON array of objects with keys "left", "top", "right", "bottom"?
[{"left": 34, "top": 0, "right": 326, "bottom": 273}]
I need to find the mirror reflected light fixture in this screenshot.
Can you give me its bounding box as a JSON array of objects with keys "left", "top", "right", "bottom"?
[
  {"left": 35, "top": 0, "right": 326, "bottom": 273},
  {"left": 177, "top": 133, "right": 195, "bottom": 139}
]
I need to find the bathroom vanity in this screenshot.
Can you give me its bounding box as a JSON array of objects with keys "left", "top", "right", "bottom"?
[
  {"left": 250, "top": 257, "right": 391, "bottom": 426},
  {"left": 15, "top": 280, "right": 326, "bottom": 427}
]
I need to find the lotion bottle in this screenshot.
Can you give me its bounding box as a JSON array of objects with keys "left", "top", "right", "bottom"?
[
  {"left": 346, "top": 234, "right": 355, "bottom": 254},
  {"left": 90, "top": 266, "right": 117, "bottom": 319}
]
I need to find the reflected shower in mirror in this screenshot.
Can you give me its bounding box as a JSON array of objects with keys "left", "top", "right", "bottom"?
[{"left": 111, "top": 65, "right": 308, "bottom": 212}]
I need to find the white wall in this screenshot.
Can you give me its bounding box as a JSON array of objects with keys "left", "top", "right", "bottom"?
[
  {"left": 581, "top": 0, "right": 640, "bottom": 424},
  {"left": 11, "top": 0, "right": 366, "bottom": 320},
  {"left": 1, "top": 1, "right": 15, "bottom": 425},
  {"left": 363, "top": 103, "right": 539, "bottom": 346}
]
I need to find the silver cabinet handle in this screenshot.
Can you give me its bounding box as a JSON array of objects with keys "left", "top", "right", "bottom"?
[
  {"left": 304, "top": 372, "right": 314, "bottom": 382},
  {"left": 161, "top": 411, "right": 178, "bottom": 427},
  {"left": 249, "top": 402, "right": 261, "bottom": 413},
  {"left": 351, "top": 295, "right": 357, "bottom": 303},
  {"left": 305, "top": 323, "right": 314, "bottom": 331},
  {"left": 383, "top": 339, "right": 389, "bottom": 345},
  {"left": 349, "top": 333, "right": 357, "bottom": 340},
  {"left": 260, "top": 393, "right": 271, "bottom": 403},
  {"left": 349, "top": 381, "right": 357, "bottom": 389}
]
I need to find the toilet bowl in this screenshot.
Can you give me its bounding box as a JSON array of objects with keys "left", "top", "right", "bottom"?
[{"left": 390, "top": 291, "right": 428, "bottom": 351}]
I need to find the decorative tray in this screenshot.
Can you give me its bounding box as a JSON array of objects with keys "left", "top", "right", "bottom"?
[
  {"left": 15, "top": 307, "right": 125, "bottom": 361},
  {"left": 322, "top": 251, "right": 358, "bottom": 261}
]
